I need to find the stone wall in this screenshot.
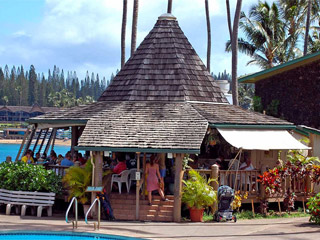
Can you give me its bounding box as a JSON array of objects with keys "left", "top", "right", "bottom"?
[{"left": 255, "top": 60, "right": 320, "bottom": 128}]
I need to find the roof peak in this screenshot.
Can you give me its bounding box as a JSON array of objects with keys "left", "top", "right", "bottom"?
[{"left": 158, "top": 13, "right": 177, "bottom": 21}]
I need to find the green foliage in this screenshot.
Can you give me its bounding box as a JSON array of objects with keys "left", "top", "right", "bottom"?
[
  {"left": 182, "top": 154, "right": 194, "bottom": 171},
  {"left": 307, "top": 192, "right": 320, "bottom": 224},
  {"left": 0, "top": 64, "right": 112, "bottom": 107},
  {"left": 253, "top": 96, "right": 263, "bottom": 113},
  {"left": 266, "top": 99, "right": 280, "bottom": 117},
  {"left": 0, "top": 161, "right": 62, "bottom": 194},
  {"left": 239, "top": 83, "right": 254, "bottom": 110},
  {"left": 235, "top": 210, "right": 309, "bottom": 220},
  {"left": 62, "top": 160, "right": 93, "bottom": 204},
  {"left": 182, "top": 169, "right": 217, "bottom": 209}
]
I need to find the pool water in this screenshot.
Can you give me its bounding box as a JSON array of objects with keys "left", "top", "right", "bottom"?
[
  {"left": 0, "top": 144, "right": 70, "bottom": 162},
  {"left": 0, "top": 231, "right": 143, "bottom": 240}
]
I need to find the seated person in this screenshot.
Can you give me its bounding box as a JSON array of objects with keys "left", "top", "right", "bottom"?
[
  {"left": 61, "top": 153, "right": 74, "bottom": 167},
  {"left": 78, "top": 153, "right": 86, "bottom": 165},
  {"left": 48, "top": 152, "right": 58, "bottom": 165},
  {"left": 239, "top": 156, "right": 254, "bottom": 170},
  {"left": 112, "top": 158, "right": 127, "bottom": 174},
  {"left": 21, "top": 150, "right": 34, "bottom": 164},
  {"left": 34, "top": 152, "right": 41, "bottom": 163}
]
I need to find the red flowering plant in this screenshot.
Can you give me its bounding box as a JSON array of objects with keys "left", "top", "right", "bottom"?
[
  {"left": 258, "top": 145, "right": 320, "bottom": 212},
  {"left": 307, "top": 192, "right": 320, "bottom": 224},
  {"left": 258, "top": 167, "right": 283, "bottom": 196}
]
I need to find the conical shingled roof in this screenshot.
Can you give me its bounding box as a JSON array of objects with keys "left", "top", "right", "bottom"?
[{"left": 99, "top": 14, "right": 228, "bottom": 103}]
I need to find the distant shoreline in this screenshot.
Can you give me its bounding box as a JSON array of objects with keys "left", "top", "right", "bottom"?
[{"left": 0, "top": 139, "right": 71, "bottom": 146}]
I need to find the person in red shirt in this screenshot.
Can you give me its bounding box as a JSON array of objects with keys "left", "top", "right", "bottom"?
[{"left": 112, "top": 159, "right": 127, "bottom": 174}]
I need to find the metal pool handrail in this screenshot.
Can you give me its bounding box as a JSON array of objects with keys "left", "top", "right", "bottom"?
[
  {"left": 85, "top": 198, "right": 101, "bottom": 230},
  {"left": 65, "top": 197, "right": 78, "bottom": 229}
]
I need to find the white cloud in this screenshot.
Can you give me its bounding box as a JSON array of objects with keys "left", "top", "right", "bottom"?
[{"left": 0, "top": 0, "right": 263, "bottom": 80}]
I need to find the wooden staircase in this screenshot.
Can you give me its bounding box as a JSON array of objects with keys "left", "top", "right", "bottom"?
[{"left": 110, "top": 194, "right": 174, "bottom": 222}]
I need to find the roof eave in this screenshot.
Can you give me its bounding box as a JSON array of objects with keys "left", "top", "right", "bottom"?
[
  {"left": 210, "top": 123, "right": 295, "bottom": 130},
  {"left": 27, "top": 119, "right": 88, "bottom": 124},
  {"left": 238, "top": 51, "right": 320, "bottom": 84},
  {"left": 75, "top": 146, "right": 199, "bottom": 154}
]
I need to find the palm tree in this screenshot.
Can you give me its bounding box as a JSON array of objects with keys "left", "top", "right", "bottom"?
[
  {"left": 226, "top": 0, "right": 232, "bottom": 41},
  {"left": 168, "top": 0, "right": 173, "bottom": 13},
  {"left": 205, "top": 0, "right": 211, "bottom": 73},
  {"left": 131, "top": 0, "right": 139, "bottom": 56},
  {"left": 231, "top": 0, "right": 243, "bottom": 106},
  {"left": 304, "top": 0, "right": 312, "bottom": 55},
  {"left": 226, "top": 1, "right": 286, "bottom": 69},
  {"left": 278, "top": 0, "right": 307, "bottom": 60},
  {"left": 121, "top": 0, "right": 128, "bottom": 68}
]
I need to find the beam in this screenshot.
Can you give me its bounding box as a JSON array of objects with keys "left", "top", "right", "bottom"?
[
  {"left": 136, "top": 152, "right": 141, "bottom": 220},
  {"left": 75, "top": 146, "right": 199, "bottom": 154},
  {"left": 173, "top": 153, "right": 184, "bottom": 222}
]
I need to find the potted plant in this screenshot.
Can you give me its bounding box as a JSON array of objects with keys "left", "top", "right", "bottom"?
[
  {"left": 182, "top": 169, "right": 217, "bottom": 222},
  {"left": 63, "top": 160, "right": 93, "bottom": 213}
]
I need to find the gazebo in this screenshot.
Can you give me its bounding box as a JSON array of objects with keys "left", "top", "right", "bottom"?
[{"left": 25, "top": 13, "right": 309, "bottom": 222}]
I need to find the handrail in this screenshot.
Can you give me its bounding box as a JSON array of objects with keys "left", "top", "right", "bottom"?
[
  {"left": 85, "top": 198, "right": 101, "bottom": 230},
  {"left": 65, "top": 197, "right": 78, "bottom": 229}
]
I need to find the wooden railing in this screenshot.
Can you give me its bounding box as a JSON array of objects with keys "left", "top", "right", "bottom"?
[
  {"left": 189, "top": 168, "right": 261, "bottom": 198},
  {"left": 219, "top": 170, "right": 260, "bottom": 195},
  {"left": 46, "top": 165, "right": 70, "bottom": 177}
]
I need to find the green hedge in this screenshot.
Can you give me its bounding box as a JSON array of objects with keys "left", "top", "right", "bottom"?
[{"left": 0, "top": 162, "right": 62, "bottom": 194}]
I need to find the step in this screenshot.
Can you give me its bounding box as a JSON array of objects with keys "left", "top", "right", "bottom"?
[{"left": 114, "top": 214, "right": 135, "bottom": 221}]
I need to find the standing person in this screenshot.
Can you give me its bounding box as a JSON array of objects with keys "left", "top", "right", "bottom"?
[
  {"left": 146, "top": 155, "right": 166, "bottom": 205},
  {"left": 157, "top": 154, "right": 166, "bottom": 191},
  {"left": 21, "top": 150, "right": 34, "bottom": 164},
  {"left": 61, "top": 152, "right": 74, "bottom": 167}
]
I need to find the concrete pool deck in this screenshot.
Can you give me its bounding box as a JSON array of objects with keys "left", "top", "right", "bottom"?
[{"left": 0, "top": 215, "right": 319, "bottom": 240}]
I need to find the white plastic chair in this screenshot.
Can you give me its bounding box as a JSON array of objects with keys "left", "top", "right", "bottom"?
[
  {"left": 111, "top": 170, "right": 130, "bottom": 194},
  {"left": 128, "top": 168, "right": 137, "bottom": 190}
]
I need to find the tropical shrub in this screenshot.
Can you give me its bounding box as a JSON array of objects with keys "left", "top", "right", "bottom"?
[
  {"left": 0, "top": 161, "right": 62, "bottom": 194},
  {"left": 232, "top": 191, "right": 248, "bottom": 211},
  {"left": 63, "top": 160, "right": 93, "bottom": 204},
  {"left": 258, "top": 147, "right": 320, "bottom": 212},
  {"left": 182, "top": 169, "right": 217, "bottom": 209},
  {"left": 307, "top": 192, "right": 320, "bottom": 224}
]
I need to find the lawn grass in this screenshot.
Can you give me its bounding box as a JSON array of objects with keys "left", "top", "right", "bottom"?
[{"left": 203, "top": 209, "right": 309, "bottom": 222}]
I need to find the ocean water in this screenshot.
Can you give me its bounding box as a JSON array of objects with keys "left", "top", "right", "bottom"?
[{"left": 0, "top": 143, "right": 70, "bottom": 162}]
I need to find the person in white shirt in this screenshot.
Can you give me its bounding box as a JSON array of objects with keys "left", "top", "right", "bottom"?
[
  {"left": 239, "top": 155, "right": 255, "bottom": 188},
  {"left": 239, "top": 157, "right": 254, "bottom": 171}
]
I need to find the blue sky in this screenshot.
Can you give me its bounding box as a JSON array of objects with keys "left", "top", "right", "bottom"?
[{"left": 0, "top": 0, "right": 262, "bottom": 80}]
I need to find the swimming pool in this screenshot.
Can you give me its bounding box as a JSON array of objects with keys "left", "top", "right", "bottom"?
[{"left": 0, "top": 231, "right": 144, "bottom": 240}]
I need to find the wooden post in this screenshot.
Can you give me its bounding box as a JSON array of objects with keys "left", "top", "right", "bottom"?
[
  {"left": 91, "top": 151, "right": 103, "bottom": 216},
  {"left": 142, "top": 153, "right": 147, "bottom": 199},
  {"left": 211, "top": 164, "right": 219, "bottom": 214},
  {"left": 136, "top": 152, "right": 141, "bottom": 220},
  {"left": 71, "top": 126, "right": 79, "bottom": 158},
  {"left": 173, "top": 153, "right": 184, "bottom": 222}
]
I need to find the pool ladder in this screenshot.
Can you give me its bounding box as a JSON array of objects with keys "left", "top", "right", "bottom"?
[
  {"left": 65, "top": 197, "right": 78, "bottom": 229},
  {"left": 85, "top": 198, "right": 101, "bottom": 230}
]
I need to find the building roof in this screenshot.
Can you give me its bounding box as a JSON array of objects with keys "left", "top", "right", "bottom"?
[
  {"left": 191, "top": 103, "right": 291, "bottom": 125},
  {"left": 77, "top": 102, "right": 208, "bottom": 153},
  {"left": 0, "top": 105, "right": 58, "bottom": 113},
  {"left": 30, "top": 14, "right": 295, "bottom": 153},
  {"left": 238, "top": 51, "right": 320, "bottom": 84},
  {"left": 98, "top": 15, "right": 228, "bottom": 103}
]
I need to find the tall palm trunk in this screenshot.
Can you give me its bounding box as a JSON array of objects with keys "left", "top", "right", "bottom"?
[
  {"left": 226, "top": 0, "right": 232, "bottom": 41},
  {"left": 168, "top": 0, "right": 173, "bottom": 13},
  {"left": 131, "top": 0, "right": 139, "bottom": 56},
  {"left": 231, "top": 0, "right": 243, "bottom": 106},
  {"left": 205, "top": 0, "right": 211, "bottom": 73},
  {"left": 121, "top": 0, "right": 128, "bottom": 68},
  {"left": 304, "top": 0, "right": 312, "bottom": 56}
]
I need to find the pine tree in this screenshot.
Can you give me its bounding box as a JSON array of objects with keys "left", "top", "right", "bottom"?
[
  {"left": 0, "top": 68, "right": 4, "bottom": 105},
  {"left": 28, "top": 65, "right": 38, "bottom": 105}
]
